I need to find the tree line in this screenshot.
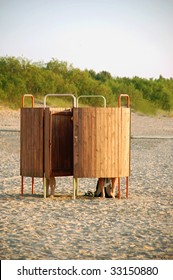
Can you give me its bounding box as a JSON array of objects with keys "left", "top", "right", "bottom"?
[{"left": 0, "top": 56, "right": 173, "bottom": 114}]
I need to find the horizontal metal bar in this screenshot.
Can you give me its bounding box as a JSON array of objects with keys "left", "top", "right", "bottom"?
[
  {"left": 0, "top": 129, "right": 20, "bottom": 132},
  {"left": 77, "top": 95, "right": 106, "bottom": 107},
  {"left": 131, "top": 136, "right": 173, "bottom": 139},
  {"left": 1, "top": 129, "right": 173, "bottom": 139},
  {"left": 44, "top": 93, "right": 76, "bottom": 108}
]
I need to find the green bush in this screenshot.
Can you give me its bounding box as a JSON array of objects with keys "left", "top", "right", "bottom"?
[{"left": 0, "top": 56, "right": 173, "bottom": 114}]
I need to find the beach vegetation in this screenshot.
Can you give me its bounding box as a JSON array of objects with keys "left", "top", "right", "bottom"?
[{"left": 0, "top": 56, "right": 173, "bottom": 115}]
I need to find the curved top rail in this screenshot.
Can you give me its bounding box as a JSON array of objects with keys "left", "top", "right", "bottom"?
[
  {"left": 22, "top": 94, "right": 34, "bottom": 108},
  {"left": 44, "top": 93, "right": 76, "bottom": 108},
  {"left": 77, "top": 95, "right": 106, "bottom": 108},
  {"left": 118, "top": 94, "right": 130, "bottom": 108}
]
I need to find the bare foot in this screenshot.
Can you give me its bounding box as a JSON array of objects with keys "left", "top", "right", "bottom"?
[
  {"left": 100, "top": 190, "right": 105, "bottom": 198},
  {"left": 110, "top": 192, "right": 115, "bottom": 198}
]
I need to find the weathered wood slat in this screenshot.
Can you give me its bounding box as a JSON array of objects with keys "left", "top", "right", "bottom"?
[
  {"left": 44, "top": 108, "right": 51, "bottom": 178},
  {"left": 73, "top": 108, "right": 79, "bottom": 178},
  {"left": 21, "top": 106, "right": 130, "bottom": 180},
  {"left": 20, "top": 108, "right": 44, "bottom": 177},
  {"left": 44, "top": 108, "right": 73, "bottom": 177},
  {"left": 73, "top": 107, "right": 131, "bottom": 178}
]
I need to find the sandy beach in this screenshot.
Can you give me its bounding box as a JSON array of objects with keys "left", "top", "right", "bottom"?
[{"left": 0, "top": 108, "right": 173, "bottom": 260}]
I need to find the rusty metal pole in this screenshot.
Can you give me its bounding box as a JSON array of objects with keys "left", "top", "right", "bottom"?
[
  {"left": 32, "top": 177, "right": 34, "bottom": 194},
  {"left": 22, "top": 94, "right": 34, "bottom": 108},
  {"left": 118, "top": 94, "right": 130, "bottom": 199},
  {"left": 118, "top": 94, "right": 130, "bottom": 108}
]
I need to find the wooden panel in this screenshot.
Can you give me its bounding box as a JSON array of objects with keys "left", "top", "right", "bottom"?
[
  {"left": 73, "top": 108, "right": 79, "bottom": 176},
  {"left": 44, "top": 108, "right": 51, "bottom": 178},
  {"left": 44, "top": 108, "right": 73, "bottom": 177},
  {"left": 20, "top": 108, "right": 44, "bottom": 177},
  {"left": 119, "top": 107, "right": 131, "bottom": 176},
  {"left": 73, "top": 107, "right": 131, "bottom": 178}
]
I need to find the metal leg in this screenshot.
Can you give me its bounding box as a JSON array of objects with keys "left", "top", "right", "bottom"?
[
  {"left": 32, "top": 177, "right": 34, "bottom": 194},
  {"left": 21, "top": 176, "right": 24, "bottom": 196},
  {"left": 126, "top": 177, "right": 129, "bottom": 198},
  {"left": 43, "top": 175, "right": 46, "bottom": 198},
  {"left": 73, "top": 177, "right": 75, "bottom": 200},
  {"left": 73, "top": 177, "right": 78, "bottom": 200},
  {"left": 75, "top": 178, "right": 78, "bottom": 197},
  {"left": 118, "top": 177, "right": 121, "bottom": 199}
]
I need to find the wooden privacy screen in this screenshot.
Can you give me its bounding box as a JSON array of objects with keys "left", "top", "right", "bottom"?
[
  {"left": 44, "top": 108, "right": 73, "bottom": 177},
  {"left": 20, "top": 108, "right": 44, "bottom": 177},
  {"left": 20, "top": 106, "right": 130, "bottom": 179},
  {"left": 73, "top": 107, "right": 131, "bottom": 178}
]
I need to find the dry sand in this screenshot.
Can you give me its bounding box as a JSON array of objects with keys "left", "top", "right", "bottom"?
[{"left": 0, "top": 109, "right": 173, "bottom": 260}]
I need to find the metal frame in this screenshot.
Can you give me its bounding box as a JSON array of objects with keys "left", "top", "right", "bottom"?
[
  {"left": 77, "top": 95, "right": 106, "bottom": 108},
  {"left": 22, "top": 94, "right": 34, "bottom": 108},
  {"left": 118, "top": 94, "right": 130, "bottom": 199},
  {"left": 44, "top": 93, "right": 76, "bottom": 108},
  {"left": 20, "top": 93, "right": 130, "bottom": 200}
]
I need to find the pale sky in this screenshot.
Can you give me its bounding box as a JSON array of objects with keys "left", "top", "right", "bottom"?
[{"left": 0, "top": 0, "right": 173, "bottom": 78}]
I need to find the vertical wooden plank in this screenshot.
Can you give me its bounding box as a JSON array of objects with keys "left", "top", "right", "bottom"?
[
  {"left": 35, "top": 108, "right": 44, "bottom": 177},
  {"left": 20, "top": 108, "right": 24, "bottom": 175},
  {"left": 103, "top": 108, "right": 108, "bottom": 177},
  {"left": 78, "top": 109, "right": 83, "bottom": 177},
  {"left": 97, "top": 108, "right": 104, "bottom": 177},
  {"left": 106, "top": 108, "right": 111, "bottom": 178},
  {"left": 51, "top": 113, "right": 57, "bottom": 174},
  {"left": 114, "top": 108, "right": 119, "bottom": 177},
  {"left": 20, "top": 108, "right": 25, "bottom": 175},
  {"left": 44, "top": 108, "right": 51, "bottom": 178},
  {"left": 127, "top": 108, "right": 131, "bottom": 176},
  {"left": 86, "top": 108, "right": 93, "bottom": 177},
  {"left": 33, "top": 109, "right": 38, "bottom": 176},
  {"left": 112, "top": 108, "right": 116, "bottom": 178},
  {"left": 75, "top": 108, "right": 83, "bottom": 177},
  {"left": 117, "top": 107, "right": 131, "bottom": 178},
  {"left": 118, "top": 107, "right": 122, "bottom": 177},
  {"left": 91, "top": 108, "right": 95, "bottom": 177},
  {"left": 121, "top": 108, "right": 126, "bottom": 176},
  {"left": 84, "top": 108, "right": 89, "bottom": 176},
  {"left": 111, "top": 108, "right": 114, "bottom": 177},
  {"left": 92, "top": 108, "right": 96, "bottom": 177},
  {"left": 95, "top": 108, "right": 100, "bottom": 177},
  {"left": 73, "top": 108, "right": 79, "bottom": 178},
  {"left": 20, "top": 108, "right": 44, "bottom": 177},
  {"left": 21, "top": 108, "right": 31, "bottom": 176},
  {"left": 78, "top": 108, "right": 83, "bottom": 174},
  {"left": 121, "top": 107, "right": 130, "bottom": 176}
]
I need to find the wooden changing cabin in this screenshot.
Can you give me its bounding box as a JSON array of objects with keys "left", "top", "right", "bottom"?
[{"left": 20, "top": 94, "right": 131, "bottom": 199}]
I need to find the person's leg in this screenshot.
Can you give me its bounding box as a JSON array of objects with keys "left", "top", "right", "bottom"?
[
  {"left": 50, "top": 177, "right": 56, "bottom": 196},
  {"left": 46, "top": 178, "right": 49, "bottom": 196},
  {"left": 110, "top": 178, "right": 117, "bottom": 198}
]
